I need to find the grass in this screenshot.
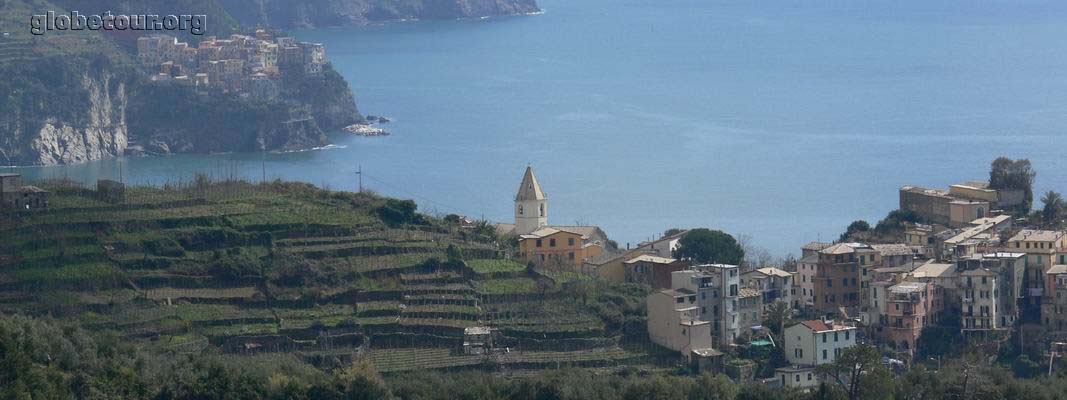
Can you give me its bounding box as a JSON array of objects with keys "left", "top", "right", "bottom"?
[
  {"left": 10, "top": 263, "right": 120, "bottom": 286},
  {"left": 144, "top": 287, "right": 259, "bottom": 300},
  {"left": 468, "top": 259, "right": 526, "bottom": 275},
  {"left": 476, "top": 278, "right": 541, "bottom": 295}
]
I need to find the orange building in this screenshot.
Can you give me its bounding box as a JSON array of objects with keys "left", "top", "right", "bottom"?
[{"left": 518, "top": 227, "right": 603, "bottom": 268}]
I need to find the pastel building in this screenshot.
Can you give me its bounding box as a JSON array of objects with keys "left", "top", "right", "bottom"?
[
  {"left": 517, "top": 227, "right": 603, "bottom": 267},
  {"left": 1007, "top": 230, "right": 1067, "bottom": 307},
  {"left": 880, "top": 281, "right": 937, "bottom": 354},
  {"left": 784, "top": 320, "right": 858, "bottom": 366},
  {"left": 1043, "top": 264, "right": 1067, "bottom": 331},
  {"left": 741, "top": 267, "right": 794, "bottom": 309},
  {"left": 646, "top": 288, "right": 714, "bottom": 361}
]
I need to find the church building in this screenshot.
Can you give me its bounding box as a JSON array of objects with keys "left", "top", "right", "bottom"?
[{"left": 496, "top": 166, "right": 613, "bottom": 268}]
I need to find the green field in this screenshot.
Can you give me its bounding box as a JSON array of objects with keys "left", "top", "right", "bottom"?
[{"left": 0, "top": 177, "right": 653, "bottom": 378}]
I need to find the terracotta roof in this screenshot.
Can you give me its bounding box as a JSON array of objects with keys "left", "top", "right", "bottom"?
[
  {"left": 820, "top": 243, "right": 855, "bottom": 255},
  {"left": 753, "top": 267, "right": 792, "bottom": 278},
  {"left": 1009, "top": 230, "right": 1065, "bottom": 243},
  {"left": 625, "top": 254, "right": 676, "bottom": 264},
  {"left": 795, "top": 320, "right": 853, "bottom": 332},
  {"left": 802, "top": 242, "right": 832, "bottom": 251},
  {"left": 872, "top": 244, "right": 913, "bottom": 257},
  {"left": 910, "top": 262, "right": 957, "bottom": 279},
  {"left": 549, "top": 226, "right": 605, "bottom": 241},
  {"left": 520, "top": 227, "right": 585, "bottom": 239},
  {"left": 799, "top": 320, "right": 831, "bottom": 332},
  {"left": 1047, "top": 265, "right": 1067, "bottom": 275}
]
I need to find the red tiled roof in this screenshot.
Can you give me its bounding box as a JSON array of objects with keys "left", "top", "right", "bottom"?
[{"left": 799, "top": 320, "right": 831, "bottom": 332}]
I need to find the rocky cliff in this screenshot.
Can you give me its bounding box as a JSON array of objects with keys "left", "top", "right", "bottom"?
[
  {"left": 219, "top": 0, "right": 540, "bottom": 28},
  {"left": 0, "top": 55, "right": 130, "bottom": 166}
]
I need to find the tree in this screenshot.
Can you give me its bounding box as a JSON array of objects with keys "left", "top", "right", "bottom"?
[
  {"left": 818, "top": 345, "right": 894, "bottom": 400},
  {"left": 663, "top": 228, "right": 686, "bottom": 237},
  {"left": 989, "top": 157, "right": 1037, "bottom": 213},
  {"left": 762, "top": 300, "right": 793, "bottom": 337},
  {"left": 1041, "top": 191, "right": 1064, "bottom": 227},
  {"left": 674, "top": 229, "right": 745, "bottom": 265},
  {"left": 338, "top": 361, "right": 394, "bottom": 400},
  {"left": 839, "top": 220, "right": 870, "bottom": 242}
]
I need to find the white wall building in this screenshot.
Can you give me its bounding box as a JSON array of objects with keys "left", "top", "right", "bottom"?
[
  {"left": 776, "top": 365, "right": 820, "bottom": 389},
  {"left": 784, "top": 320, "right": 858, "bottom": 366}
]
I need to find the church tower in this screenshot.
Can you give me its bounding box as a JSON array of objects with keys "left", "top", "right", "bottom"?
[{"left": 515, "top": 166, "right": 548, "bottom": 234}]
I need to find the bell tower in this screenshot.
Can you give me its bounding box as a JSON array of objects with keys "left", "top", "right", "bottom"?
[{"left": 515, "top": 166, "right": 548, "bottom": 234}]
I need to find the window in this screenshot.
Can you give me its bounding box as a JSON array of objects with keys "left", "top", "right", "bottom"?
[
  {"left": 822, "top": 333, "right": 827, "bottom": 343},
  {"left": 536, "top": 239, "right": 542, "bottom": 248},
  {"left": 518, "top": 205, "right": 524, "bottom": 215},
  {"left": 539, "top": 203, "right": 544, "bottom": 217},
  {"left": 539, "top": 254, "right": 545, "bottom": 261},
  {"left": 795, "top": 375, "right": 800, "bottom": 382},
  {"left": 822, "top": 349, "right": 828, "bottom": 359},
  {"left": 568, "top": 237, "right": 575, "bottom": 246},
  {"left": 835, "top": 348, "right": 841, "bottom": 358},
  {"left": 834, "top": 332, "right": 839, "bottom": 341},
  {"left": 568, "top": 252, "right": 574, "bottom": 260},
  {"left": 549, "top": 238, "right": 556, "bottom": 247},
  {"left": 807, "top": 373, "right": 813, "bottom": 381},
  {"left": 845, "top": 330, "right": 850, "bottom": 340},
  {"left": 701, "top": 292, "right": 706, "bottom": 300},
  {"left": 677, "top": 297, "right": 684, "bottom": 304},
  {"left": 682, "top": 329, "right": 686, "bottom": 336}
]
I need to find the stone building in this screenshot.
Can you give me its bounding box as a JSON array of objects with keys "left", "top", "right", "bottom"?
[{"left": 0, "top": 173, "right": 48, "bottom": 210}]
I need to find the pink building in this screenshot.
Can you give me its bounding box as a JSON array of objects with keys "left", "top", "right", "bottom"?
[{"left": 880, "top": 281, "right": 938, "bottom": 355}]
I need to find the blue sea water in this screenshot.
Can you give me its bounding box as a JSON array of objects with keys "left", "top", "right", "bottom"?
[{"left": 8, "top": 0, "right": 1067, "bottom": 256}]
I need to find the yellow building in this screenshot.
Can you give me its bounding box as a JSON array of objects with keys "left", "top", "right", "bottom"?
[
  {"left": 495, "top": 166, "right": 614, "bottom": 270},
  {"left": 1007, "top": 230, "right": 1067, "bottom": 305},
  {"left": 518, "top": 227, "right": 603, "bottom": 267}
]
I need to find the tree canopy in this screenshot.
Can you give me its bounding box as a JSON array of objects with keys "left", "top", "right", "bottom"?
[
  {"left": 674, "top": 229, "right": 745, "bottom": 265},
  {"left": 990, "top": 157, "right": 1037, "bottom": 213},
  {"left": 1041, "top": 191, "right": 1064, "bottom": 227},
  {"left": 839, "top": 220, "right": 871, "bottom": 242}
]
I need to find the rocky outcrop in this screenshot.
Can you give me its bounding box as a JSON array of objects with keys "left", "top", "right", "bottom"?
[
  {"left": 28, "top": 74, "right": 128, "bottom": 165},
  {"left": 0, "top": 55, "right": 131, "bottom": 166},
  {"left": 219, "top": 0, "right": 540, "bottom": 28}
]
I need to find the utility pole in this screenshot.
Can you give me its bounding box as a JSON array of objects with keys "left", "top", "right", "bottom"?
[{"left": 356, "top": 165, "right": 363, "bottom": 193}]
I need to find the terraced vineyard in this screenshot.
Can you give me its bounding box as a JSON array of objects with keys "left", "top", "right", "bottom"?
[{"left": 0, "top": 178, "right": 658, "bottom": 375}]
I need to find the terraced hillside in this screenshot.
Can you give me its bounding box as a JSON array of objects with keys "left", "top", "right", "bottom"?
[{"left": 0, "top": 177, "right": 660, "bottom": 375}]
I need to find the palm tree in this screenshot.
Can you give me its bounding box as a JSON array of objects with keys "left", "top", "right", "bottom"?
[
  {"left": 1041, "top": 191, "right": 1064, "bottom": 226},
  {"left": 763, "top": 300, "right": 793, "bottom": 337}
]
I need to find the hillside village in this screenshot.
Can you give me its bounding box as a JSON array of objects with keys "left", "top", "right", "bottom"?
[
  {"left": 478, "top": 162, "right": 1067, "bottom": 389},
  {"left": 1, "top": 158, "right": 1066, "bottom": 394},
  {"left": 137, "top": 29, "right": 326, "bottom": 99}
]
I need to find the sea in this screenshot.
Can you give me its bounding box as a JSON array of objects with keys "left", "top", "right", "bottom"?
[{"left": 7, "top": 0, "right": 1067, "bottom": 257}]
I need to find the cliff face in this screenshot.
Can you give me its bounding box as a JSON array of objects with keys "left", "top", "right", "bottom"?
[
  {"left": 219, "top": 0, "right": 540, "bottom": 28},
  {"left": 0, "top": 56, "right": 130, "bottom": 166}
]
